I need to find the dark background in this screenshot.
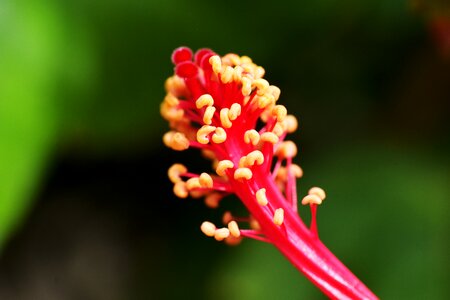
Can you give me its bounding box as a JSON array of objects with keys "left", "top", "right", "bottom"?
[{"left": 0, "top": 0, "right": 449, "bottom": 299}]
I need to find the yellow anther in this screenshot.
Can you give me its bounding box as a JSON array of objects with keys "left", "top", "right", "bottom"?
[
  {"left": 224, "top": 236, "right": 243, "bottom": 246},
  {"left": 273, "top": 122, "right": 285, "bottom": 137},
  {"left": 257, "top": 94, "right": 275, "bottom": 109},
  {"left": 160, "top": 101, "right": 184, "bottom": 122},
  {"left": 284, "top": 115, "right": 298, "bottom": 133},
  {"left": 253, "top": 78, "right": 269, "bottom": 95},
  {"left": 214, "top": 228, "right": 230, "bottom": 241},
  {"left": 201, "top": 221, "right": 216, "bottom": 237},
  {"left": 260, "top": 132, "right": 279, "bottom": 144},
  {"left": 273, "top": 208, "right": 284, "bottom": 226},
  {"left": 272, "top": 105, "right": 287, "bottom": 122},
  {"left": 233, "top": 66, "right": 244, "bottom": 81},
  {"left": 275, "top": 141, "right": 297, "bottom": 158},
  {"left": 308, "top": 187, "right": 326, "bottom": 201},
  {"left": 246, "top": 150, "right": 264, "bottom": 166},
  {"left": 256, "top": 188, "right": 268, "bottom": 206},
  {"left": 204, "top": 193, "right": 222, "bottom": 209},
  {"left": 228, "top": 221, "right": 241, "bottom": 237},
  {"left": 255, "top": 66, "right": 265, "bottom": 78},
  {"left": 209, "top": 55, "right": 222, "bottom": 74},
  {"left": 244, "top": 129, "right": 260, "bottom": 145},
  {"left": 221, "top": 66, "right": 234, "bottom": 83},
  {"left": 228, "top": 103, "right": 241, "bottom": 121},
  {"left": 301, "top": 194, "right": 323, "bottom": 205},
  {"left": 168, "top": 163, "right": 187, "bottom": 183},
  {"left": 223, "top": 53, "right": 241, "bottom": 66},
  {"left": 240, "top": 55, "right": 252, "bottom": 64},
  {"left": 197, "top": 125, "right": 216, "bottom": 144},
  {"left": 212, "top": 127, "right": 227, "bottom": 143},
  {"left": 163, "top": 131, "right": 190, "bottom": 151},
  {"left": 164, "top": 93, "right": 179, "bottom": 106},
  {"left": 216, "top": 160, "right": 234, "bottom": 176},
  {"left": 238, "top": 156, "right": 247, "bottom": 168},
  {"left": 196, "top": 94, "right": 214, "bottom": 109},
  {"left": 267, "top": 85, "right": 281, "bottom": 101},
  {"left": 164, "top": 75, "right": 185, "bottom": 93},
  {"left": 234, "top": 167, "right": 253, "bottom": 180},
  {"left": 173, "top": 181, "right": 188, "bottom": 198},
  {"left": 203, "top": 106, "right": 216, "bottom": 125},
  {"left": 241, "top": 76, "right": 252, "bottom": 96},
  {"left": 186, "top": 177, "right": 202, "bottom": 190},
  {"left": 199, "top": 173, "right": 213, "bottom": 188},
  {"left": 190, "top": 189, "right": 207, "bottom": 199},
  {"left": 220, "top": 108, "right": 232, "bottom": 128},
  {"left": 290, "top": 164, "right": 304, "bottom": 178}
]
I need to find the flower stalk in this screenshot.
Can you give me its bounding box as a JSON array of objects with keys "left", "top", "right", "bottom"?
[{"left": 161, "top": 46, "right": 378, "bottom": 300}]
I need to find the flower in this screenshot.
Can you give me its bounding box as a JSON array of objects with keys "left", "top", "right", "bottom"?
[{"left": 161, "top": 46, "right": 378, "bottom": 300}]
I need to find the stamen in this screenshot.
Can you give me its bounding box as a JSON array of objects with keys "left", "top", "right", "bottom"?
[
  {"left": 275, "top": 141, "right": 297, "bottom": 158},
  {"left": 253, "top": 78, "right": 269, "bottom": 95},
  {"left": 203, "top": 106, "right": 216, "bottom": 125},
  {"left": 241, "top": 76, "right": 252, "bottom": 96},
  {"left": 168, "top": 163, "right": 187, "bottom": 183},
  {"left": 212, "top": 127, "right": 227, "bottom": 143},
  {"left": 222, "top": 211, "right": 233, "bottom": 224},
  {"left": 273, "top": 208, "right": 284, "bottom": 226},
  {"left": 272, "top": 105, "right": 287, "bottom": 122},
  {"left": 228, "top": 221, "right": 241, "bottom": 237},
  {"left": 209, "top": 55, "right": 222, "bottom": 74},
  {"left": 173, "top": 181, "right": 189, "bottom": 198},
  {"left": 216, "top": 160, "right": 234, "bottom": 176},
  {"left": 234, "top": 167, "right": 253, "bottom": 181},
  {"left": 256, "top": 94, "right": 273, "bottom": 109},
  {"left": 204, "top": 193, "right": 222, "bottom": 208},
  {"left": 197, "top": 125, "right": 216, "bottom": 144},
  {"left": 199, "top": 173, "right": 213, "bottom": 188},
  {"left": 238, "top": 156, "right": 247, "bottom": 168},
  {"left": 244, "top": 129, "right": 260, "bottom": 145},
  {"left": 256, "top": 188, "right": 268, "bottom": 206},
  {"left": 233, "top": 66, "right": 243, "bottom": 82},
  {"left": 267, "top": 85, "right": 281, "bottom": 101},
  {"left": 196, "top": 94, "right": 214, "bottom": 109},
  {"left": 186, "top": 177, "right": 202, "bottom": 190},
  {"left": 228, "top": 103, "right": 241, "bottom": 120},
  {"left": 260, "top": 132, "right": 279, "bottom": 144},
  {"left": 220, "top": 108, "right": 232, "bottom": 128},
  {"left": 221, "top": 66, "right": 234, "bottom": 83},
  {"left": 301, "top": 194, "right": 323, "bottom": 205},
  {"left": 164, "top": 93, "right": 179, "bottom": 106},
  {"left": 163, "top": 131, "right": 190, "bottom": 150},
  {"left": 283, "top": 115, "right": 298, "bottom": 133},
  {"left": 273, "top": 122, "right": 285, "bottom": 137},
  {"left": 214, "top": 228, "right": 230, "bottom": 241},
  {"left": 246, "top": 150, "right": 264, "bottom": 166},
  {"left": 200, "top": 221, "right": 216, "bottom": 237},
  {"left": 308, "top": 187, "right": 326, "bottom": 201}
]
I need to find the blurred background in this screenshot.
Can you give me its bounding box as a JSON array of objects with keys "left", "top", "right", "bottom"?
[{"left": 0, "top": 0, "right": 449, "bottom": 299}]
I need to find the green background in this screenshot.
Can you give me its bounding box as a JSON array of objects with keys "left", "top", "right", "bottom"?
[{"left": 0, "top": 0, "right": 449, "bottom": 299}]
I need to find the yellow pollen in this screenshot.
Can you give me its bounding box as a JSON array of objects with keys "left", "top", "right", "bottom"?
[
  {"left": 173, "top": 181, "right": 189, "bottom": 198},
  {"left": 240, "top": 55, "right": 252, "bottom": 64},
  {"left": 267, "top": 85, "right": 281, "bottom": 101},
  {"left": 160, "top": 101, "right": 184, "bottom": 122},
  {"left": 199, "top": 173, "right": 213, "bottom": 188},
  {"left": 256, "top": 188, "right": 268, "bottom": 206},
  {"left": 284, "top": 115, "right": 298, "bottom": 133},
  {"left": 272, "top": 105, "right": 287, "bottom": 122},
  {"left": 163, "top": 131, "right": 190, "bottom": 151},
  {"left": 197, "top": 125, "right": 216, "bottom": 144},
  {"left": 164, "top": 75, "right": 185, "bottom": 93},
  {"left": 164, "top": 93, "right": 179, "bottom": 106},
  {"left": 214, "top": 228, "right": 230, "bottom": 241},
  {"left": 201, "top": 221, "right": 216, "bottom": 237},
  {"left": 233, "top": 66, "right": 243, "bottom": 82},
  {"left": 273, "top": 122, "right": 285, "bottom": 137},
  {"left": 168, "top": 163, "right": 187, "bottom": 183},
  {"left": 212, "top": 127, "right": 227, "bottom": 143},
  {"left": 216, "top": 160, "right": 234, "bottom": 176},
  {"left": 220, "top": 108, "right": 232, "bottom": 128},
  {"left": 260, "top": 132, "right": 279, "bottom": 144},
  {"left": 244, "top": 129, "right": 260, "bottom": 145},
  {"left": 273, "top": 208, "right": 284, "bottom": 226},
  {"left": 203, "top": 106, "right": 216, "bottom": 125},
  {"left": 275, "top": 141, "right": 297, "bottom": 158},
  {"left": 241, "top": 76, "right": 252, "bottom": 96},
  {"left": 290, "top": 164, "right": 304, "bottom": 178},
  {"left": 221, "top": 66, "right": 234, "bottom": 83},
  {"left": 186, "top": 177, "right": 202, "bottom": 190},
  {"left": 224, "top": 53, "right": 241, "bottom": 66},
  {"left": 302, "top": 194, "right": 323, "bottom": 205},
  {"left": 196, "top": 94, "right": 214, "bottom": 109},
  {"left": 209, "top": 55, "right": 222, "bottom": 74},
  {"left": 228, "top": 221, "right": 241, "bottom": 237},
  {"left": 308, "top": 187, "right": 326, "bottom": 201},
  {"left": 253, "top": 78, "right": 269, "bottom": 95},
  {"left": 238, "top": 156, "right": 247, "bottom": 168},
  {"left": 234, "top": 167, "right": 253, "bottom": 180},
  {"left": 204, "top": 193, "right": 221, "bottom": 209},
  {"left": 228, "top": 103, "right": 241, "bottom": 121},
  {"left": 246, "top": 150, "right": 264, "bottom": 166}
]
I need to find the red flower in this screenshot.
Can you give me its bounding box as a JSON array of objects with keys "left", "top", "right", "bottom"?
[{"left": 161, "top": 46, "right": 378, "bottom": 300}]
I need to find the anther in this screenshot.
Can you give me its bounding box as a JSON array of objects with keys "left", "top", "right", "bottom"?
[
  {"left": 214, "top": 228, "right": 230, "bottom": 241},
  {"left": 267, "top": 85, "right": 281, "bottom": 101},
  {"left": 272, "top": 105, "right": 287, "bottom": 122},
  {"left": 228, "top": 221, "right": 241, "bottom": 237},
  {"left": 186, "top": 177, "right": 202, "bottom": 190},
  {"left": 234, "top": 168, "right": 253, "bottom": 181},
  {"left": 301, "top": 194, "right": 323, "bottom": 205},
  {"left": 253, "top": 79, "right": 269, "bottom": 95},
  {"left": 197, "top": 125, "right": 216, "bottom": 144},
  {"left": 200, "top": 221, "right": 216, "bottom": 237},
  {"left": 204, "top": 193, "right": 222, "bottom": 209},
  {"left": 164, "top": 93, "right": 179, "bottom": 106},
  {"left": 163, "top": 131, "right": 190, "bottom": 150},
  {"left": 173, "top": 181, "right": 189, "bottom": 198},
  {"left": 241, "top": 76, "right": 252, "bottom": 96},
  {"left": 256, "top": 188, "right": 268, "bottom": 206},
  {"left": 244, "top": 130, "right": 260, "bottom": 145},
  {"left": 308, "top": 187, "right": 326, "bottom": 201},
  {"left": 168, "top": 164, "right": 187, "bottom": 183},
  {"left": 246, "top": 150, "right": 264, "bottom": 166},
  {"left": 228, "top": 103, "right": 241, "bottom": 121},
  {"left": 275, "top": 141, "right": 297, "bottom": 158},
  {"left": 284, "top": 115, "right": 298, "bottom": 133},
  {"left": 203, "top": 106, "right": 216, "bottom": 125},
  {"left": 260, "top": 132, "right": 279, "bottom": 144},
  {"left": 196, "top": 94, "right": 214, "bottom": 109},
  {"left": 238, "top": 156, "right": 247, "bottom": 168},
  {"left": 212, "top": 127, "right": 227, "bottom": 143},
  {"left": 272, "top": 123, "right": 285, "bottom": 137},
  {"left": 221, "top": 66, "right": 234, "bottom": 83},
  {"left": 273, "top": 208, "right": 284, "bottom": 226},
  {"left": 233, "top": 66, "right": 243, "bottom": 82},
  {"left": 216, "top": 160, "right": 234, "bottom": 176},
  {"left": 220, "top": 108, "right": 232, "bottom": 128},
  {"left": 209, "top": 55, "right": 222, "bottom": 74},
  {"left": 199, "top": 173, "right": 213, "bottom": 188}
]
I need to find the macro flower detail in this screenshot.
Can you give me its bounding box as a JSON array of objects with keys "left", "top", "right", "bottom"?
[{"left": 161, "top": 46, "right": 378, "bottom": 300}]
